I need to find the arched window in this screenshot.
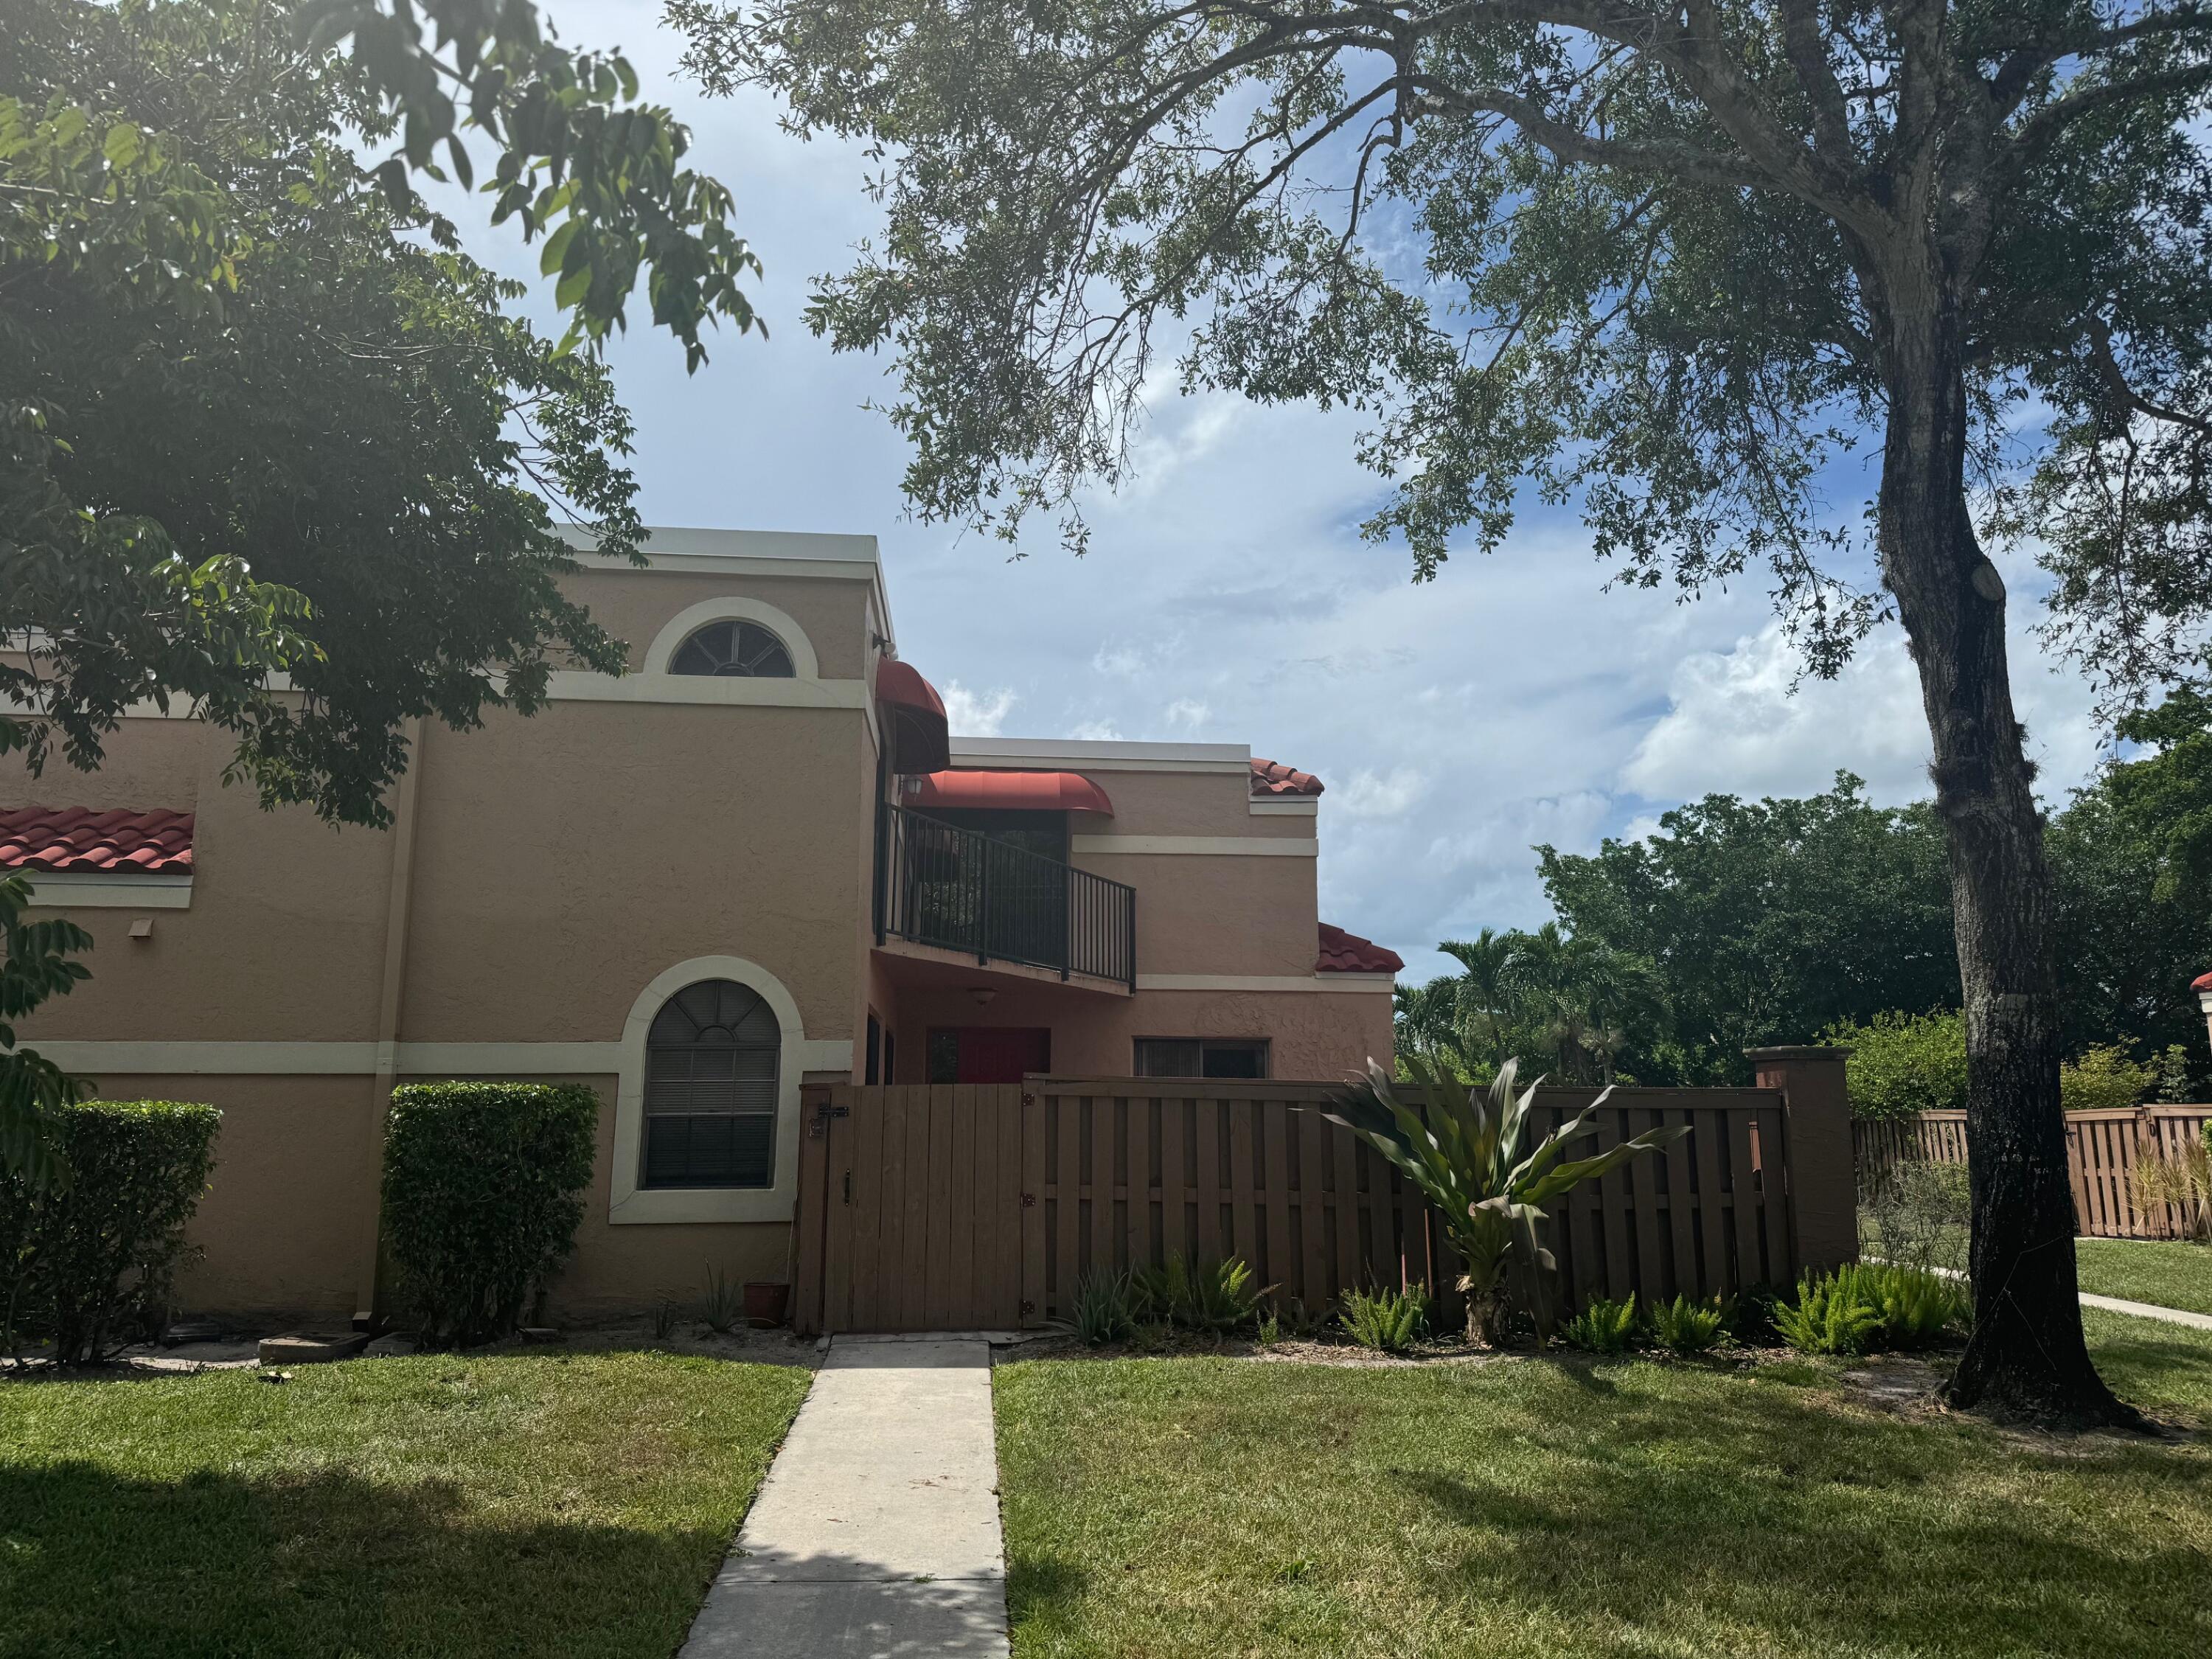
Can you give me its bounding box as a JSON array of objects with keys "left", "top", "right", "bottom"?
[
  {"left": 643, "top": 979, "right": 781, "bottom": 1188},
  {"left": 668, "top": 619, "right": 796, "bottom": 678}
]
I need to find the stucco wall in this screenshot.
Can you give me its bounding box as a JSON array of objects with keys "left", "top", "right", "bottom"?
[{"left": 886, "top": 981, "right": 1392, "bottom": 1083}]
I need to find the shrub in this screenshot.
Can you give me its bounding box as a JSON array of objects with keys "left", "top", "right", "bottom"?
[
  {"left": 1859, "top": 1262, "right": 1970, "bottom": 1347},
  {"left": 0, "top": 1100, "right": 220, "bottom": 1363},
  {"left": 1130, "top": 1253, "right": 1261, "bottom": 1333},
  {"left": 1824, "top": 1009, "right": 1966, "bottom": 1121},
  {"left": 2059, "top": 1043, "right": 2156, "bottom": 1114},
  {"left": 1066, "top": 1266, "right": 1135, "bottom": 1345},
  {"left": 1328, "top": 1055, "right": 1684, "bottom": 1343},
  {"left": 1647, "top": 1293, "right": 1729, "bottom": 1354},
  {"left": 1859, "top": 1156, "right": 1972, "bottom": 1275},
  {"left": 701, "top": 1263, "right": 743, "bottom": 1334},
  {"left": 380, "top": 1082, "right": 599, "bottom": 1346},
  {"left": 1338, "top": 1283, "right": 1430, "bottom": 1353},
  {"left": 1559, "top": 1295, "right": 1639, "bottom": 1353},
  {"left": 1773, "top": 1267, "right": 1883, "bottom": 1355}
]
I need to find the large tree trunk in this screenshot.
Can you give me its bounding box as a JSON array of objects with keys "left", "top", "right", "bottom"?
[{"left": 1874, "top": 296, "right": 2137, "bottom": 1426}]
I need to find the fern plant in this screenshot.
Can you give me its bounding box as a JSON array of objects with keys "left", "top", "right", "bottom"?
[
  {"left": 1860, "top": 1262, "right": 1970, "bottom": 1347},
  {"left": 1773, "top": 1268, "right": 1883, "bottom": 1355},
  {"left": 1326, "top": 1054, "right": 1686, "bottom": 1343},
  {"left": 1131, "top": 1253, "right": 1261, "bottom": 1333},
  {"left": 1647, "top": 1293, "right": 1729, "bottom": 1354},
  {"left": 1338, "top": 1283, "right": 1430, "bottom": 1354},
  {"left": 1559, "top": 1295, "right": 1640, "bottom": 1353}
]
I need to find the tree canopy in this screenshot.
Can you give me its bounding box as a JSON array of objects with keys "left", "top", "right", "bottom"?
[
  {"left": 1, "top": 0, "right": 761, "bottom": 1179},
  {"left": 681, "top": 0, "right": 2212, "bottom": 1420},
  {"left": 1400, "top": 771, "right": 2212, "bottom": 1088}
]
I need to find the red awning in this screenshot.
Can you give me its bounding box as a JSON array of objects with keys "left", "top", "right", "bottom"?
[
  {"left": 907, "top": 770, "right": 1114, "bottom": 815},
  {"left": 875, "top": 659, "right": 951, "bottom": 774}
]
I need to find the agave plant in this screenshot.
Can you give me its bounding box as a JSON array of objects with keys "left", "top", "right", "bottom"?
[{"left": 1325, "top": 1053, "right": 1687, "bottom": 1344}]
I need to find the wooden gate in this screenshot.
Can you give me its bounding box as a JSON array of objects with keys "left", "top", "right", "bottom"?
[
  {"left": 793, "top": 1077, "right": 1829, "bottom": 1337},
  {"left": 795, "top": 1083, "right": 1028, "bottom": 1333}
]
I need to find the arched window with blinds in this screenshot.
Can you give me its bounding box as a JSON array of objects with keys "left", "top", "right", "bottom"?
[{"left": 643, "top": 979, "right": 781, "bottom": 1188}]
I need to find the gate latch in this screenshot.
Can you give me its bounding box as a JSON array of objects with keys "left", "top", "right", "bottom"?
[{"left": 808, "top": 1103, "right": 850, "bottom": 1138}]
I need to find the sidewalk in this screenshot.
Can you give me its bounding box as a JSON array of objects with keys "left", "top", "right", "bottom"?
[{"left": 680, "top": 1337, "right": 1010, "bottom": 1658}]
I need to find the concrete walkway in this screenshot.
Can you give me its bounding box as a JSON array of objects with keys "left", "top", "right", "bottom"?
[
  {"left": 680, "top": 1337, "right": 1009, "bottom": 1658},
  {"left": 2080, "top": 1290, "right": 2212, "bottom": 1331},
  {"left": 1905, "top": 1262, "right": 2212, "bottom": 1332}
]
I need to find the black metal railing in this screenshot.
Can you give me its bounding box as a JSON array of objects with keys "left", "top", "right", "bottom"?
[{"left": 874, "top": 804, "right": 1136, "bottom": 989}]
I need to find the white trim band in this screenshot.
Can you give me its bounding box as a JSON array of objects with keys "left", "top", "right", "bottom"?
[
  {"left": 1134, "top": 973, "right": 1397, "bottom": 992},
  {"left": 1248, "top": 799, "right": 1318, "bottom": 817},
  {"left": 24, "top": 1037, "right": 855, "bottom": 1077},
  {"left": 1074, "top": 835, "right": 1318, "bottom": 858},
  {"left": 22, "top": 873, "right": 193, "bottom": 910}
]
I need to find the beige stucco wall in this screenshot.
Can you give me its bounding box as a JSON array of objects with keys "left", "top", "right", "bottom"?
[
  {"left": 397, "top": 700, "right": 866, "bottom": 1046},
  {"left": 886, "top": 981, "right": 1392, "bottom": 1083},
  {"left": 58, "top": 1073, "right": 383, "bottom": 1323},
  {"left": 560, "top": 566, "right": 876, "bottom": 679}
]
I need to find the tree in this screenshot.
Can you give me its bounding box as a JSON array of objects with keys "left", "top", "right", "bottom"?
[
  {"left": 1, "top": 0, "right": 762, "bottom": 1172},
  {"left": 2104, "top": 678, "right": 2212, "bottom": 901},
  {"left": 683, "top": 0, "right": 2212, "bottom": 1422},
  {"left": 1540, "top": 773, "right": 1959, "bottom": 1080}
]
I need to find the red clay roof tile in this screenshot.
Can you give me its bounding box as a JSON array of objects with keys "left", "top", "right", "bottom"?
[
  {"left": 1251, "top": 757, "right": 1324, "bottom": 796},
  {"left": 0, "top": 807, "right": 195, "bottom": 874},
  {"left": 1318, "top": 922, "right": 1402, "bottom": 974},
  {"left": 2194, "top": 970, "right": 2212, "bottom": 992}
]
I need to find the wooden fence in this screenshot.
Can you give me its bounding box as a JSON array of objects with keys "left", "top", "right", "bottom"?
[
  {"left": 793, "top": 1054, "right": 1857, "bottom": 1336},
  {"left": 1854, "top": 1105, "right": 2212, "bottom": 1240}
]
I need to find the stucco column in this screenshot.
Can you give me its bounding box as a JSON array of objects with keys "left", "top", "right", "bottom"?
[{"left": 1746, "top": 1045, "right": 1857, "bottom": 1276}]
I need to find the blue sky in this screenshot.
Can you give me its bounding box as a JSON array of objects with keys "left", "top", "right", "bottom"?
[{"left": 445, "top": 3, "right": 2111, "bottom": 984}]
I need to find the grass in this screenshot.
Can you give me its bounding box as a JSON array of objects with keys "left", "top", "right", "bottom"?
[
  {"left": 2073, "top": 1238, "right": 2212, "bottom": 1316},
  {"left": 0, "top": 1351, "right": 810, "bottom": 1658},
  {"left": 996, "top": 1318, "right": 2212, "bottom": 1658}
]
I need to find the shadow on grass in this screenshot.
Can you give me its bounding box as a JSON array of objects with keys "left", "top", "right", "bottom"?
[
  {"left": 0, "top": 1459, "right": 731, "bottom": 1659},
  {"left": 1383, "top": 1375, "right": 2211, "bottom": 1658}
]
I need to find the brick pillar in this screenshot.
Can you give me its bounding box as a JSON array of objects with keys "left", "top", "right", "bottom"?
[{"left": 1747, "top": 1046, "right": 1857, "bottom": 1275}]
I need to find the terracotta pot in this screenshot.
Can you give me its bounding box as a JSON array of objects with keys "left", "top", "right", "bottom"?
[{"left": 743, "top": 1281, "right": 790, "bottom": 1329}]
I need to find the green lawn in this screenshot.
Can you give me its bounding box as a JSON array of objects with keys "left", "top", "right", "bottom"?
[
  {"left": 997, "top": 1317, "right": 2212, "bottom": 1658},
  {"left": 2074, "top": 1238, "right": 2212, "bottom": 1316},
  {"left": 0, "top": 1351, "right": 810, "bottom": 1659}
]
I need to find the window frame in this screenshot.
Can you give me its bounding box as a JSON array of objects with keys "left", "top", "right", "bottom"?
[
  {"left": 640, "top": 979, "right": 782, "bottom": 1191},
  {"left": 667, "top": 618, "right": 798, "bottom": 680},
  {"left": 1132, "top": 1037, "right": 1271, "bottom": 1079}
]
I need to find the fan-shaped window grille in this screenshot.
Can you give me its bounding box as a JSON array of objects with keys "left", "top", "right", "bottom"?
[
  {"left": 643, "top": 980, "right": 781, "bottom": 1188},
  {"left": 668, "top": 620, "right": 796, "bottom": 678}
]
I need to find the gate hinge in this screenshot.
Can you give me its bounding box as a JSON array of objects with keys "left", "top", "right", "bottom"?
[
  {"left": 1020, "top": 1192, "right": 1037, "bottom": 1208},
  {"left": 1020, "top": 1299, "right": 1036, "bottom": 1317},
  {"left": 1020, "top": 1091, "right": 1035, "bottom": 1107}
]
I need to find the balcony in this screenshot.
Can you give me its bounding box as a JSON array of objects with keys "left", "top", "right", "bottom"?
[{"left": 874, "top": 804, "right": 1135, "bottom": 991}]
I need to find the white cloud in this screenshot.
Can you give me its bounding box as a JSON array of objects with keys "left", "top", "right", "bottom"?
[
  {"left": 1331, "top": 767, "right": 1427, "bottom": 820},
  {"left": 1068, "top": 718, "right": 1124, "bottom": 741},
  {"left": 441, "top": 1, "right": 2114, "bottom": 992},
  {"left": 939, "top": 680, "right": 1018, "bottom": 737}
]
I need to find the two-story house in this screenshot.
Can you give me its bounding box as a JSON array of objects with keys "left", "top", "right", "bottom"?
[{"left": 3, "top": 528, "right": 1399, "bottom": 1323}]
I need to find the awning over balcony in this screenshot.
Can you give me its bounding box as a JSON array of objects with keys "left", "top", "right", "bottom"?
[
  {"left": 875, "top": 659, "right": 950, "bottom": 774},
  {"left": 907, "top": 770, "right": 1115, "bottom": 815}
]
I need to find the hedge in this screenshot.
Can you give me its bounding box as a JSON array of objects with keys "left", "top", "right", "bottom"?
[
  {"left": 1823, "top": 1009, "right": 1968, "bottom": 1121},
  {"left": 1, "top": 1099, "right": 220, "bottom": 1363},
  {"left": 380, "top": 1082, "right": 599, "bottom": 1346}
]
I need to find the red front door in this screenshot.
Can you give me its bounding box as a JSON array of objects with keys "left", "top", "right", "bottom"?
[{"left": 949, "top": 1026, "right": 1051, "bottom": 1084}]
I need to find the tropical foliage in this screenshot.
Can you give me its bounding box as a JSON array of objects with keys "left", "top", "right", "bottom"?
[
  {"left": 1400, "top": 773, "right": 2212, "bottom": 1096},
  {"left": 1338, "top": 1283, "right": 1430, "bottom": 1354},
  {"left": 1558, "top": 1296, "right": 1640, "bottom": 1354},
  {"left": 1324, "top": 1055, "right": 1685, "bottom": 1343},
  {"left": 1, "top": 0, "right": 758, "bottom": 1177}
]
